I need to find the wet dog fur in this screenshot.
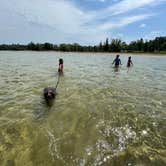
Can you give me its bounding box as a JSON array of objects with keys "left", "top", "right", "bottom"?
[{"left": 43, "top": 87, "right": 57, "bottom": 103}]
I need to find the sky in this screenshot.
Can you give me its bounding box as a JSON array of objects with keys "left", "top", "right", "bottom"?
[{"left": 0, "top": 0, "right": 166, "bottom": 45}]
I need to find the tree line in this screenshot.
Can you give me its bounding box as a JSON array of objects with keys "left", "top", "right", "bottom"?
[{"left": 0, "top": 36, "right": 166, "bottom": 53}]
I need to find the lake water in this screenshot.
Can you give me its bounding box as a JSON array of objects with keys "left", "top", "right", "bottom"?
[{"left": 0, "top": 51, "right": 166, "bottom": 166}]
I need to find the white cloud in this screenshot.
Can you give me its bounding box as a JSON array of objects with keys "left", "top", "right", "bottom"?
[
  {"left": 90, "top": 0, "right": 164, "bottom": 21},
  {"left": 144, "top": 30, "right": 164, "bottom": 40},
  {"left": 13, "top": 0, "right": 84, "bottom": 34},
  {"left": 139, "top": 23, "right": 146, "bottom": 28},
  {"left": 0, "top": 0, "right": 165, "bottom": 44},
  {"left": 86, "top": 0, "right": 105, "bottom": 2},
  {"left": 98, "top": 14, "right": 153, "bottom": 30}
]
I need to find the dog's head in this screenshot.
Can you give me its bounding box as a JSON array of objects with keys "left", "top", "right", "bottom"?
[{"left": 43, "top": 87, "right": 56, "bottom": 101}]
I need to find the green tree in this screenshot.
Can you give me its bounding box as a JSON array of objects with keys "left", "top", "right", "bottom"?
[
  {"left": 27, "top": 42, "right": 37, "bottom": 50},
  {"left": 109, "top": 39, "right": 122, "bottom": 52},
  {"left": 104, "top": 38, "right": 109, "bottom": 52}
]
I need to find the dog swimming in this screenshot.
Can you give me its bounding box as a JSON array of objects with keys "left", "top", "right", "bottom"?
[
  {"left": 43, "top": 58, "right": 63, "bottom": 105},
  {"left": 43, "top": 87, "right": 57, "bottom": 101}
]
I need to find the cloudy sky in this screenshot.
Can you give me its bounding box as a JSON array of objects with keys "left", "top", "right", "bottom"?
[{"left": 0, "top": 0, "right": 166, "bottom": 45}]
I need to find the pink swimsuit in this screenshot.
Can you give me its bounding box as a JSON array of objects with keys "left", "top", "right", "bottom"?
[{"left": 59, "top": 64, "right": 63, "bottom": 71}]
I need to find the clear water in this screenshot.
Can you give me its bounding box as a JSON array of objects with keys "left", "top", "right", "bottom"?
[{"left": 0, "top": 51, "right": 166, "bottom": 166}]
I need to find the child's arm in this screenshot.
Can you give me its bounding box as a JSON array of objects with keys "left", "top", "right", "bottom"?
[
  {"left": 112, "top": 59, "right": 115, "bottom": 65},
  {"left": 131, "top": 60, "right": 133, "bottom": 66}
]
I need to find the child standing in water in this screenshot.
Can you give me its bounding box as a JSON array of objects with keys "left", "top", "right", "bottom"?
[
  {"left": 127, "top": 56, "right": 133, "bottom": 67},
  {"left": 58, "top": 58, "right": 64, "bottom": 72},
  {"left": 112, "top": 55, "right": 122, "bottom": 68}
]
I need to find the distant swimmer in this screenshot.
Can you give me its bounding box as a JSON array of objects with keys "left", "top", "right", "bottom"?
[
  {"left": 58, "top": 58, "right": 64, "bottom": 73},
  {"left": 112, "top": 55, "right": 122, "bottom": 68},
  {"left": 127, "top": 56, "right": 133, "bottom": 67}
]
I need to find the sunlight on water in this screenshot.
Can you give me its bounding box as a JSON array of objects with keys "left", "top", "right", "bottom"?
[{"left": 0, "top": 51, "right": 166, "bottom": 166}]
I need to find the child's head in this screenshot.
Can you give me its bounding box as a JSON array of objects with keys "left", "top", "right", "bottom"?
[
  {"left": 59, "top": 58, "right": 63, "bottom": 64},
  {"left": 128, "top": 56, "right": 131, "bottom": 60}
]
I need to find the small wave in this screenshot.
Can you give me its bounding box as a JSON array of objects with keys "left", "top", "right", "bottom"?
[{"left": 45, "top": 129, "right": 63, "bottom": 162}]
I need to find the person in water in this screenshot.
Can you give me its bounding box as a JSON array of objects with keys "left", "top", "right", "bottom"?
[
  {"left": 58, "top": 58, "right": 64, "bottom": 72},
  {"left": 112, "top": 55, "right": 122, "bottom": 67},
  {"left": 127, "top": 56, "right": 133, "bottom": 67}
]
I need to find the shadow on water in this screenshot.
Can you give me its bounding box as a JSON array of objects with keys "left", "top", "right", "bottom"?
[
  {"left": 127, "top": 66, "right": 134, "bottom": 73},
  {"left": 113, "top": 66, "right": 120, "bottom": 72},
  {"left": 34, "top": 97, "right": 52, "bottom": 120},
  {"left": 112, "top": 66, "right": 121, "bottom": 77},
  {"left": 43, "top": 94, "right": 56, "bottom": 108},
  {"left": 34, "top": 91, "right": 61, "bottom": 122}
]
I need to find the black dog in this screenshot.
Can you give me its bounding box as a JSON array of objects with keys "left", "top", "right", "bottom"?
[{"left": 43, "top": 87, "right": 57, "bottom": 102}]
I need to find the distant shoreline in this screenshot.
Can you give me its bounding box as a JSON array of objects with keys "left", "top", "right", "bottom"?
[{"left": 0, "top": 50, "right": 166, "bottom": 56}]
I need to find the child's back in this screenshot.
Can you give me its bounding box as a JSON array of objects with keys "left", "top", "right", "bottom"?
[{"left": 58, "top": 58, "right": 64, "bottom": 72}]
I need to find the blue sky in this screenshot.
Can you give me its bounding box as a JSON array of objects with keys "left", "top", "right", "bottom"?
[{"left": 0, "top": 0, "right": 166, "bottom": 45}]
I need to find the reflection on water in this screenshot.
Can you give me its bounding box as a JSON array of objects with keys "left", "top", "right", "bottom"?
[{"left": 0, "top": 51, "right": 166, "bottom": 166}]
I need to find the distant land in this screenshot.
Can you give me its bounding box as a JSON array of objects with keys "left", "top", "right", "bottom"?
[{"left": 0, "top": 36, "right": 166, "bottom": 54}]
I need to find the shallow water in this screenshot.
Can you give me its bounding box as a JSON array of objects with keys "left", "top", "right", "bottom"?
[{"left": 0, "top": 51, "right": 166, "bottom": 166}]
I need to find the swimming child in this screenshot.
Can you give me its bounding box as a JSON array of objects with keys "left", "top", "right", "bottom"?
[
  {"left": 127, "top": 56, "right": 133, "bottom": 67},
  {"left": 58, "top": 58, "right": 64, "bottom": 72},
  {"left": 112, "top": 55, "right": 122, "bottom": 68}
]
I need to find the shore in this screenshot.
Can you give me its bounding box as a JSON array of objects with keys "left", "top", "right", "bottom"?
[{"left": 0, "top": 50, "right": 166, "bottom": 56}]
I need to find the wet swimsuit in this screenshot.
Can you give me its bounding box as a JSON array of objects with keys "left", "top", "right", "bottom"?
[
  {"left": 127, "top": 59, "right": 132, "bottom": 67},
  {"left": 59, "top": 59, "right": 64, "bottom": 72},
  {"left": 59, "top": 64, "right": 63, "bottom": 70},
  {"left": 114, "top": 58, "right": 121, "bottom": 67}
]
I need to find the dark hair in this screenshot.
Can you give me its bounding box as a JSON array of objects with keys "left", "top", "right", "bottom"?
[{"left": 59, "top": 58, "right": 63, "bottom": 64}]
